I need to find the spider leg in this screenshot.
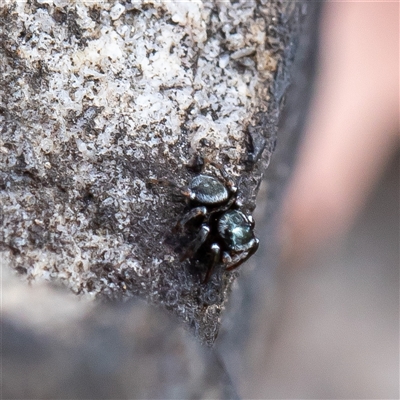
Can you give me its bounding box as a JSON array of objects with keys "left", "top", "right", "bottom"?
[
  {"left": 203, "top": 158, "right": 237, "bottom": 193},
  {"left": 148, "top": 178, "right": 177, "bottom": 187},
  {"left": 225, "top": 238, "right": 259, "bottom": 271},
  {"left": 247, "top": 215, "right": 255, "bottom": 229},
  {"left": 148, "top": 178, "right": 196, "bottom": 202},
  {"left": 203, "top": 158, "right": 244, "bottom": 211},
  {"left": 203, "top": 243, "right": 221, "bottom": 284},
  {"left": 222, "top": 251, "right": 232, "bottom": 264},
  {"left": 175, "top": 206, "right": 207, "bottom": 231},
  {"left": 180, "top": 224, "right": 210, "bottom": 261}
]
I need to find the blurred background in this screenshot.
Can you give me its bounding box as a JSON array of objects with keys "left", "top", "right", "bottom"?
[{"left": 217, "top": 1, "right": 399, "bottom": 398}]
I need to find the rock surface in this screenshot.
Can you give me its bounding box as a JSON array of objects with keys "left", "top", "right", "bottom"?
[
  {"left": 2, "top": 266, "right": 239, "bottom": 399},
  {"left": 1, "top": 0, "right": 309, "bottom": 345}
]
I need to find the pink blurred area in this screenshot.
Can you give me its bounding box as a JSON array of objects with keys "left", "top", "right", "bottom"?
[
  {"left": 219, "top": 2, "right": 399, "bottom": 398},
  {"left": 245, "top": 154, "right": 399, "bottom": 398},
  {"left": 280, "top": 0, "right": 399, "bottom": 265}
]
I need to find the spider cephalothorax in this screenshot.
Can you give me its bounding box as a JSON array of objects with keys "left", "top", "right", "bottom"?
[{"left": 174, "top": 160, "right": 259, "bottom": 282}]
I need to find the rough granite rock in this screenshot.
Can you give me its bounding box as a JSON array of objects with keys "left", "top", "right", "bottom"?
[{"left": 1, "top": 0, "right": 309, "bottom": 345}]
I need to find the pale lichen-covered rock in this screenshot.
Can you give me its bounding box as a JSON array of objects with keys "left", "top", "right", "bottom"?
[{"left": 1, "top": 0, "right": 311, "bottom": 345}]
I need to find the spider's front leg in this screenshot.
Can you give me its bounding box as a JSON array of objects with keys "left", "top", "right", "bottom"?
[
  {"left": 203, "top": 243, "right": 221, "bottom": 284},
  {"left": 180, "top": 224, "right": 210, "bottom": 262},
  {"left": 204, "top": 158, "right": 238, "bottom": 194},
  {"left": 175, "top": 206, "right": 207, "bottom": 232},
  {"left": 148, "top": 178, "right": 196, "bottom": 202},
  {"left": 225, "top": 238, "right": 260, "bottom": 271}
]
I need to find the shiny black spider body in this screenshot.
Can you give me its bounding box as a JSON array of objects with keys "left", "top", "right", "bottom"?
[{"left": 175, "top": 161, "right": 259, "bottom": 282}]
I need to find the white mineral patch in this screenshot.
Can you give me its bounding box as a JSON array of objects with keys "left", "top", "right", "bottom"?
[
  {"left": 231, "top": 47, "right": 256, "bottom": 60},
  {"left": 218, "top": 53, "right": 230, "bottom": 69},
  {"left": 1, "top": 0, "right": 280, "bottom": 315},
  {"left": 110, "top": 3, "right": 125, "bottom": 20}
]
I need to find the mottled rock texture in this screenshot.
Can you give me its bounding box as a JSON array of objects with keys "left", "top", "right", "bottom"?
[{"left": 1, "top": 0, "right": 310, "bottom": 345}]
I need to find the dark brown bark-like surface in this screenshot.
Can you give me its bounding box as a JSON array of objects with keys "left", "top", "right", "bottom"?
[{"left": 1, "top": 0, "right": 317, "bottom": 351}]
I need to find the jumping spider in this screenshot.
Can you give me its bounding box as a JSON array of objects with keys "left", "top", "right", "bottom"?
[{"left": 155, "top": 159, "right": 259, "bottom": 283}]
